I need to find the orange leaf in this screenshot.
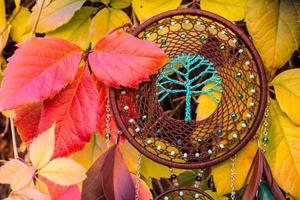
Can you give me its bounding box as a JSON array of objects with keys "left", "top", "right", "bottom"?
[
  {"left": 88, "top": 32, "right": 168, "bottom": 88},
  {"left": 0, "top": 38, "right": 82, "bottom": 110}
]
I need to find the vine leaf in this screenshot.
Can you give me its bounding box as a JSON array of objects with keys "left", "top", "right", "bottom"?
[
  {"left": 38, "top": 67, "right": 99, "bottom": 158},
  {"left": 89, "top": 31, "right": 169, "bottom": 88},
  {"left": 157, "top": 54, "right": 222, "bottom": 121},
  {"left": 82, "top": 145, "right": 135, "bottom": 200},
  {"left": 0, "top": 38, "right": 82, "bottom": 110}
]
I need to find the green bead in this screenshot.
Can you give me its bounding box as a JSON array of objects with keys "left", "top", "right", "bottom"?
[
  {"left": 220, "top": 45, "right": 226, "bottom": 51},
  {"left": 231, "top": 113, "right": 237, "bottom": 120},
  {"left": 161, "top": 39, "right": 167, "bottom": 45},
  {"left": 199, "top": 35, "right": 206, "bottom": 42},
  {"left": 238, "top": 93, "right": 244, "bottom": 100},
  {"left": 262, "top": 137, "right": 268, "bottom": 143},
  {"left": 105, "top": 133, "right": 111, "bottom": 139},
  {"left": 216, "top": 129, "right": 223, "bottom": 136},
  {"left": 197, "top": 138, "right": 203, "bottom": 144},
  {"left": 236, "top": 72, "right": 242, "bottom": 78}
]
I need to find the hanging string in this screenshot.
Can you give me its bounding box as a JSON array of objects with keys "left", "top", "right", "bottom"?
[
  {"left": 230, "top": 155, "right": 237, "bottom": 200},
  {"left": 135, "top": 153, "right": 143, "bottom": 200},
  {"left": 105, "top": 96, "right": 111, "bottom": 149},
  {"left": 261, "top": 102, "right": 270, "bottom": 153}
]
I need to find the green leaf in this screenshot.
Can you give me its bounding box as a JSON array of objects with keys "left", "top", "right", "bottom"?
[
  {"left": 266, "top": 100, "right": 300, "bottom": 199},
  {"left": 28, "top": 0, "right": 86, "bottom": 33},
  {"left": 47, "top": 6, "right": 96, "bottom": 48},
  {"left": 110, "top": 0, "right": 131, "bottom": 9},
  {"left": 200, "top": 0, "right": 247, "bottom": 21},
  {"left": 245, "top": 0, "right": 300, "bottom": 74},
  {"left": 10, "top": 7, "right": 31, "bottom": 43},
  {"left": 89, "top": 7, "right": 131, "bottom": 46},
  {"left": 272, "top": 69, "right": 300, "bottom": 125},
  {"left": 132, "top": 0, "right": 182, "bottom": 22}
]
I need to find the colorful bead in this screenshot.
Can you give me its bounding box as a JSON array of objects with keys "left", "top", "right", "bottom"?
[
  {"left": 249, "top": 102, "right": 255, "bottom": 107},
  {"left": 220, "top": 45, "right": 226, "bottom": 51},
  {"left": 262, "top": 137, "right": 268, "bottom": 143},
  {"left": 128, "top": 119, "right": 134, "bottom": 123},
  {"left": 170, "top": 151, "right": 176, "bottom": 156},
  {"left": 236, "top": 72, "right": 242, "bottom": 78},
  {"left": 210, "top": 25, "right": 216, "bottom": 29},
  {"left": 250, "top": 89, "right": 256, "bottom": 94},
  {"left": 233, "top": 133, "right": 238, "bottom": 139},
  {"left": 196, "top": 21, "right": 201, "bottom": 25},
  {"left": 164, "top": 196, "right": 169, "bottom": 200},
  {"left": 177, "top": 139, "right": 183, "bottom": 145},
  {"left": 146, "top": 33, "right": 151, "bottom": 38},
  {"left": 246, "top": 113, "right": 252, "bottom": 119},
  {"left": 249, "top": 74, "right": 255, "bottom": 79},
  {"left": 221, "top": 30, "right": 226, "bottom": 34},
  {"left": 195, "top": 152, "right": 200, "bottom": 157},
  {"left": 238, "top": 49, "right": 244, "bottom": 53},
  {"left": 161, "top": 39, "right": 167, "bottom": 45},
  {"left": 238, "top": 94, "right": 244, "bottom": 99},
  {"left": 141, "top": 115, "right": 147, "bottom": 121},
  {"left": 159, "top": 25, "right": 163, "bottom": 30},
  {"left": 135, "top": 127, "right": 141, "bottom": 132},
  {"left": 185, "top": 20, "right": 189, "bottom": 24},
  {"left": 195, "top": 193, "right": 200, "bottom": 198},
  {"left": 147, "top": 139, "right": 152, "bottom": 144},
  {"left": 199, "top": 35, "right": 206, "bottom": 42},
  {"left": 231, "top": 113, "right": 237, "bottom": 120},
  {"left": 105, "top": 133, "right": 111, "bottom": 139},
  {"left": 241, "top": 122, "right": 247, "bottom": 128},
  {"left": 197, "top": 138, "right": 203, "bottom": 144},
  {"left": 157, "top": 145, "right": 162, "bottom": 151},
  {"left": 216, "top": 129, "right": 223, "bottom": 136},
  {"left": 121, "top": 90, "right": 126, "bottom": 95},
  {"left": 171, "top": 21, "right": 176, "bottom": 26},
  {"left": 179, "top": 191, "right": 184, "bottom": 196},
  {"left": 208, "top": 149, "right": 213, "bottom": 155},
  {"left": 156, "top": 129, "right": 161, "bottom": 136},
  {"left": 183, "top": 153, "right": 188, "bottom": 158},
  {"left": 245, "top": 60, "right": 250, "bottom": 65},
  {"left": 219, "top": 144, "right": 225, "bottom": 149},
  {"left": 123, "top": 105, "right": 129, "bottom": 110}
]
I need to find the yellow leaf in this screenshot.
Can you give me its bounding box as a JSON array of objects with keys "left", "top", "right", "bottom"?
[
  {"left": 196, "top": 83, "right": 222, "bottom": 121},
  {"left": 71, "top": 134, "right": 107, "bottom": 169},
  {"left": 89, "top": 7, "right": 131, "bottom": 46},
  {"left": 110, "top": 0, "right": 131, "bottom": 9},
  {"left": 201, "top": 0, "right": 247, "bottom": 21},
  {"left": 272, "top": 69, "right": 300, "bottom": 125},
  {"left": 245, "top": 0, "right": 300, "bottom": 73},
  {"left": 28, "top": 0, "right": 86, "bottom": 33},
  {"left": 0, "top": 159, "right": 27, "bottom": 184},
  {"left": 205, "top": 190, "right": 229, "bottom": 200},
  {"left": 211, "top": 139, "right": 258, "bottom": 195},
  {"left": 14, "top": 0, "right": 21, "bottom": 9},
  {"left": 10, "top": 166, "right": 35, "bottom": 191},
  {"left": 132, "top": 0, "right": 182, "bottom": 22},
  {"left": 47, "top": 7, "right": 96, "bottom": 48},
  {"left": 39, "top": 158, "right": 86, "bottom": 186},
  {"left": 266, "top": 100, "right": 300, "bottom": 199},
  {"left": 30, "top": 124, "right": 55, "bottom": 169},
  {"left": 0, "top": 0, "right": 10, "bottom": 56},
  {"left": 10, "top": 7, "right": 31, "bottom": 43}
]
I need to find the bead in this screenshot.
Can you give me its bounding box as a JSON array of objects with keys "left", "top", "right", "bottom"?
[
  {"left": 238, "top": 94, "right": 244, "bottom": 100},
  {"left": 196, "top": 21, "right": 201, "bottom": 25},
  {"left": 141, "top": 115, "right": 147, "bottom": 121},
  {"left": 146, "top": 33, "right": 151, "bottom": 38},
  {"left": 245, "top": 60, "right": 250, "bottom": 65},
  {"left": 219, "top": 144, "right": 225, "bottom": 149},
  {"left": 199, "top": 35, "right": 206, "bottom": 42},
  {"left": 195, "top": 193, "right": 200, "bottom": 198},
  {"left": 262, "top": 137, "right": 268, "bottom": 143},
  {"left": 155, "top": 129, "right": 161, "bottom": 136},
  {"left": 250, "top": 89, "right": 256, "bottom": 94},
  {"left": 147, "top": 139, "right": 152, "bottom": 144},
  {"left": 164, "top": 196, "right": 169, "bottom": 200},
  {"left": 197, "top": 138, "right": 203, "bottom": 144},
  {"left": 220, "top": 45, "right": 226, "bottom": 51},
  {"left": 183, "top": 153, "right": 188, "bottom": 158},
  {"left": 233, "top": 133, "right": 238, "bottom": 139},
  {"left": 180, "top": 34, "right": 187, "bottom": 40},
  {"left": 249, "top": 102, "right": 255, "bottom": 107},
  {"left": 105, "top": 133, "right": 111, "bottom": 139},
  {"left": 249, "top": 74, "right": 255, "bottom": 79},
  {"left": 238, "top": 49, "right": 244, "bottom": 53},
  {"left": 216, "top": 129, "right": 223, "bottom": 136},
  {"left": 246, "top": 113, "right": 252, "bottom": 119},
  {"left": 121, "top": 90, "right": 126, "bottom": 95},
  {"left": 171, "top": 21, "right": 176, "bottom": 26},
  {"left": 170, "top": 174, "right": 177, "bottom": 180},
  {"left": 208, "top": 149, "right": 213, "bottom": 155},
  {"left": 195, "top": 152, "right": 200, "bottom": 157},
  {"left": 185, "top": 20, "right": 189, "bottom": 24},
  {"left": 232, "top": 38, "right": 237, "bottom": 43},
  {"left": 210, "top": 25, "right": 216, "bottom": 29},
  {"left": 135, "top": 94, "right": 140, "bottom": 99},
  {"left": 157, "top": 145, "right": 162, "bottom": 151},
  {"left": 128, "top": 118, "right": 134, "bottom": 123},
  {"left": 159, "top": 25, "right": 163, "bottom": 30},
  {"left": 177, "top": 139, "right": 183, "bottom": 145},
  {"left": 241, "top": 122, "right": 247, "bottom": 128},
  {"left": 195, "top": 175, "right": 202, "bottom": 181},
  {"left": 236, "top": 72, "right": 242, "bottom": 78},
  {"left": 231, "top": 113, "right": 237, "bottom": 120},
  {"left": 123, "top": 105, "right": 129, "bottom": 110},
  {"left": 135, "top": 127, "right": 141, "bottom": 132},
  {"left": 179, "top": 191, "right": 184, "bottom": 196},
  {"left": 221, "top": 30, "right": 226, "bottom": 34},
  {"left": 170, "top": 151, "right": 176, "bottom": 156},
  {"left": 160, "top": 39, "right": 167, "bottom": 45}
]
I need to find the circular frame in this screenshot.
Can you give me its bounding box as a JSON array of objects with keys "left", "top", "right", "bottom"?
[
  {"left": 154, "top": 186, "right": 213, "bottom": 200},
  {"left": 110, "top": 8, "right": 267, "bottom": 169}
]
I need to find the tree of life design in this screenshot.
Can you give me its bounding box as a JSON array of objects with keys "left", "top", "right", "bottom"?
[{"left": 156, "top": 54, "right": 223, "bottom": 121}]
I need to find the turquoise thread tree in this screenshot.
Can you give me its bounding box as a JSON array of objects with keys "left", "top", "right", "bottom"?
[{"left": 156, "top": 54, "right": 223, "bottom": 121}]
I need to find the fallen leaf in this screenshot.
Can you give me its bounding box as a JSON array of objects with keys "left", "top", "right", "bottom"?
[
  {"left": 30, "top": 124, "right": 55, "bottom": 169},
  {"left": 0, "top": 159, "right": 27, "bottom": 184},
  {"left": 132, "top": 0, "right": 182, "bottom": 22},
  {"left": 200, "top": 0, "right": 247, "bottom": 21},
  {"left": 16, "top": 188, "right": 50, "bottom": 200},
  {"left": 266, "top": 100, "right": 300, "bottom": 199},
  {"left": 131, "top": 174, "right": 153, "bottom": 200},
  {"left": 110, "top": 0, "right": 131, "bottom": 9},
  {"left": 10, "top": 165, "right": 35, "bottom": 191},
  {"left": 0, "top": 0, "right": 10, "bottom": 56},
  {"left": 10, "top": 7, "right": 31, "bottom": 43},
  {"left": 272, "top": 69, "right": 300, "bottom": 125},
  {"left": 47, "top": 6, "right": 97, "bottom": 48},
  {"left": 89, "top": 31, "right": 169, "bottom": 88},
  {"left": 28, "top": 0, "right": 86, "bottom": 33},
  {"left": 245, "top": 0, "right": 300, "bottom": 73},
  {"left": 38, "top": 67, "right": 99, "bottom": 157},
  {"left": 0, "top": 38, "right": 82, "bottom": 110},
  {"left": 39, "top": 158, "right": 86, "bottom": 186},
  {"left": 89, "top": 7, "right": 131, "bottom": 45}
]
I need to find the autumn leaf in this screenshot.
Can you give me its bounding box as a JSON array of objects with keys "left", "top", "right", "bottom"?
[
  {"left": 38, "top": 67, "right": 99, "bottom": 157},
  {"left": 211, "top": 139, "right": 258, "bottom": 195},
  {"left": 200, "top": 0, "right": 247, "bottom": 21},
  {"left": 89, "top": 7, "right": 131, "bottom": 45},
  {"left": 110, "top": 0, "right": 132, "bottom": 9},
  {"left": 0, "top": 159, "right": 28, "bottom": 184},
  {"left": 272, "top": 69, "right": 300, "bottom": 125},
  {"left": 89, "top": 31, "right": 169, "bottom": 88},
  {"left": 0, "top": 0, "right": 11, "bottom": 56},
  {"left": 266, "top": 100, "right": 300, "bottom": 199},
  {"left": 0, "top": 38, "right": 82, "bottom": 110},
  {"left": 132, "top": 0, "right": 182, "bottom": 22},
  {"left": 27, "top": 0, "right": 86, "bottom": 33},
  {"left": 245, "top": 0, "right": 300, "bottom": 74},
  {"left": 131, "top": 174, "right": 153, "bottom": 200},
  {"left": 10, "top": 7, "right": 31, "bottom": 43},
  {"left": 47, "top": 7, "right": 97, "bottom": 48}
]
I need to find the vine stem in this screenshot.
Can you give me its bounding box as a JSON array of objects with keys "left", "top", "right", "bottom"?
[
  {"left": 9, "top": 111, "right": 18, "bottom": 158},
  {"left": 30, "top": 0, "right": 46, "bottom": 37}
]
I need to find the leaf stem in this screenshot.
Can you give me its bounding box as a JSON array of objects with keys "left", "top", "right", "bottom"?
[
  {"left": 9, "top": 111, "right": 18, "bottom": 158},
  {"left": 30, "top": 0, "right": 46, "bottom": 38}
]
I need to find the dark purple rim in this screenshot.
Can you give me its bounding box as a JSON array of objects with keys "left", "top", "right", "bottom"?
[{"left": 110, "top": 8, "right": 267, "bottom": 169}]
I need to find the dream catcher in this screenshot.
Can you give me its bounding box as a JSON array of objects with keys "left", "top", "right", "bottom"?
[{"left": 86, "top": 8, "right": 284, "bottom": 200}]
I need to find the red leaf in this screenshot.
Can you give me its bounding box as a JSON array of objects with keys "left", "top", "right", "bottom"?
[
  {"left": 0, "top": 38, "right": 82, "bottom": 110},
  {"left": 82, "top": 145, "right": 135, "bottom": 200},
  {"left": 88, "top": 32, "right": 168, "bottom": 88},
  {"left": 15, "top": 102, "right": 42, "bottom": 142},
  {"left": 38, "top": 67, "right": 99, "bottom": 157}
]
